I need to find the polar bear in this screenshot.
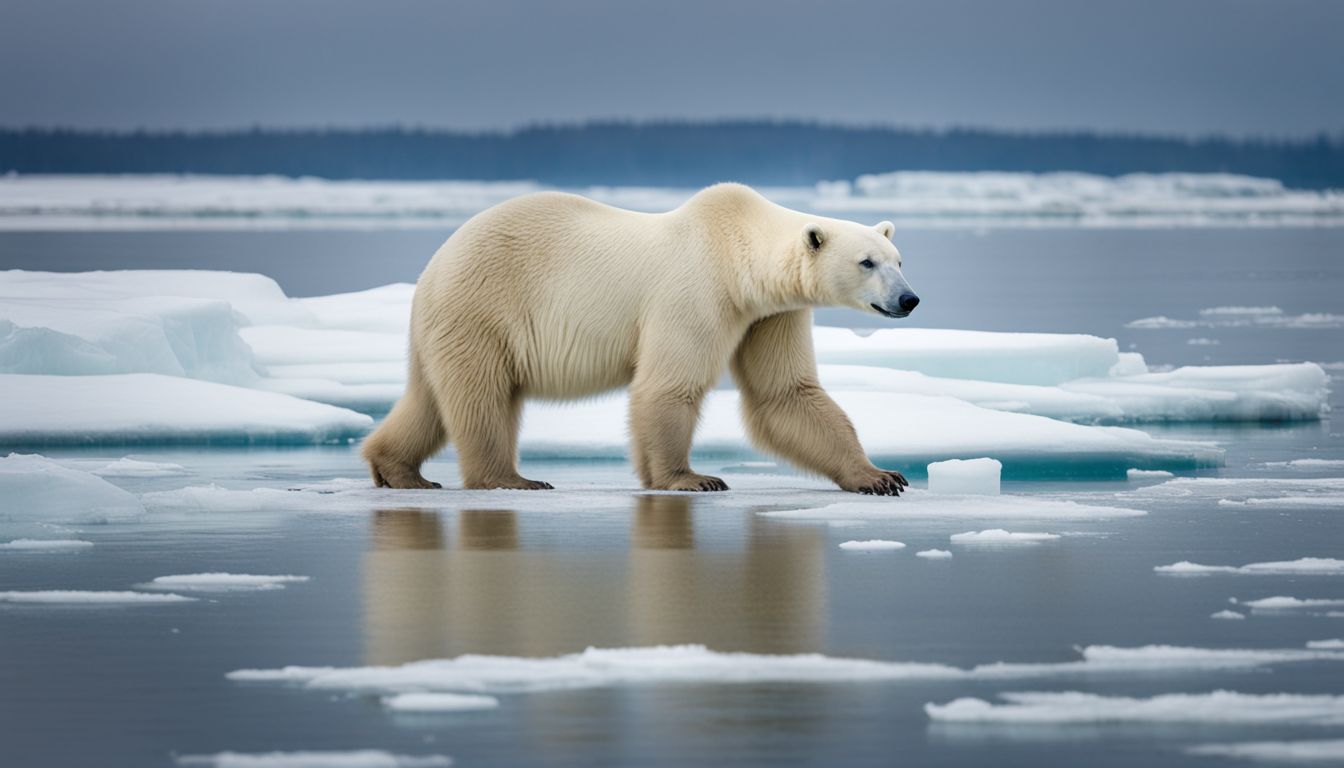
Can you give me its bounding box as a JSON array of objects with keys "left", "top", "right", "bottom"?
[{"left": 363, "top": 183, "right": 919, "bottom": 494}]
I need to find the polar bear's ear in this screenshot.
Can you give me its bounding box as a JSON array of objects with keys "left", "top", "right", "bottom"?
[
  {"left": 875, "top": 221, "right": 895, "bottom": 240},
  {"left": 803, "top": 224, "right": 825, "bottom": 252}
]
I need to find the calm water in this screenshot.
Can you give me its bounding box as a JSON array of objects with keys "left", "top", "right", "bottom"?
[{"left": 1, "top": 226, "right": 1342, "bottom": 767}]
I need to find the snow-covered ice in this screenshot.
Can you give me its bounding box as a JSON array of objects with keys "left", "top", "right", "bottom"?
[
  {"left": 382, "top": 692, "right": 501, "bottom": 712},
  {"left": 0, "top": 590, "right": 195, "bottom": 604},
  {"left": 0, "top": 539, "right": 94, "bottom": 551},
  {"left": 1156, "top": 559, "right": 1344, "bottom": 576},
  {"left": 174, "top": 751, "right": 452, "bottom": 768},
  {"left": 925, "top": 690, "right": 1344, "bottom": 724},
  {"left": 949, "top": 529, "right": 1059, "bottom": 544},
  {"left": 916, "top": 549, "right": 954, "bottom": 559},
  {"left": 838, "top": 540, "right": 907, "bottom": 551},
  {"left": 1186, "top": 740, "right": 1344, "bottom": 764},
  {"left": 0, "top": 453, "right": 144, "bottom": 524},
  {"left": 1211, "top": 610, "right": 1246, "bottom": 620},
  {"left": 927, "top": 458, "right": 1001, "bottom": 495},
  {"left": 143, "top": 573, "right": 311, "bottom": 592}
]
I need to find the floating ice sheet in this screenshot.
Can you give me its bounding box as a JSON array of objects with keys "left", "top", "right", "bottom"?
[
  {"left": 1186, "top": 740, "right": 1344, "bottom": 763},
  {"left": 762, "top": 493, "right": 1144, "bottom": 522},
  {"left": 1130, "top": 477, "right": 1344, "bottom": 508},
  {"left": 838, "top": 540, "right": 906, "bottom": 551},
  {"left": 143, "top": 573, "right": 311, "bottom": 592},
  {"left": 0, "top": 453, "right": 144, "bottom": 524},
  {"left": 0, "top": 539, "right": 93, "bottom": 551},
  {"left": 949, "top": 530, "right": 1059, "bottom": 544},
  {"left": 1241, "top": 597, "right": 1344, "bottom": 611},
  {"left": 916, "top": 549, "right": 953, "bottom": 559},
  {"left": 926, "top": 690, "right": 1344, "bottom": 724},
  {"left": 1156, "top": 559, "right": 1344, "bottom": 576},
  {"left": 1211, "top": 610, "right": 1246, "bottom": 620},
  {"left": 382, "top": 692, "right": 501, "bottom": 712},
  {"left": 0, "top": 374, "right": 371, "bottom": 446},
  {"left": 174, "top": 752, "right": 452, "bottom": 768},
  {"left": 0, "top": 590, "right": 194, "bottom": 604},
  {"left": 1128, "top": 306, "right": 1344, "bottom": 330}
]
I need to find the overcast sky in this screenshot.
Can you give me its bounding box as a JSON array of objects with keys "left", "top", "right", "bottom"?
[{"left": 2, "top": 0, "right": 1340, "bottom": 137}]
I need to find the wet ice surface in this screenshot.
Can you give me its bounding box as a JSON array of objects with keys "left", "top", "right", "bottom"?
[{"left": 2, "top": 225, "right": 1343, "bottom": 767}]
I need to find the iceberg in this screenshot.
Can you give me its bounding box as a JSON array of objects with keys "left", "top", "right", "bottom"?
[{"left": 0, "top": 374, "right": 372, "bottom": 446}]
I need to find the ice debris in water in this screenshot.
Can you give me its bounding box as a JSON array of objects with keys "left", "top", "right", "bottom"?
[
  {"left": 1241, "top": 597, "right": 1344, "bottom": 611},
  {"left": 838, "top": 540, "right": 906, "bottom": 551},
  {"left": 927, "top": 458, "right": 1001, "bottom": 496},
  {"left": 0, "top": 590, "right": 195, "bottom": 604},
  {"left": 173, "top": 751, "right": 453, "bottom": 768},
  {"left": 1185, "top": 740, "right": 1344, "bottom": 763},
  {"left": 1156, "top": 559, "right": 1344, "bottom": 576},
  {"left": 1307, "top": 640, "right": 1344, "bottom": 650},
  {"left": 925, "top": 690, "right": 1344, "bottom": 724},
  {"left": 949, "top": 529, "right": 1059, "bottom": 544},
  {"left": 1210, "top": 610, "right": 1246, "bottom": 620},
  {"left": 916, "top": 549, "right": 953, "bottom": 559},
  {"left": 0, "top": 539, "right": 93, "bottom": 551},
  {"left": 382, "top": 692, "right": 501, "bottom": 712},
  {"left": 143, "top": 574, "right": 311, "bottom": 592}
]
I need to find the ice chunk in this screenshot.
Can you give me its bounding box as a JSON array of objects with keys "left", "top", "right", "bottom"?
[
  {"left": 916, "top": 549, "right": 953, "bottom": 559},
  {"left": 174, "top": 752, "right": 452, "bottom": 768},
  {"left": 1242, "top": 597, "right": 1344, "bottom": 611},
  {"left": 812, "top": 327, "right": 1119, "bottom": 385},
  {"left": 1127, "top": 469, "right": 1174, "bottom": 480},
  {"left": 0, "top": 539, "right": 93, "bottom": 551},
  {"left": 1211, "top": 610, "right": 1246, "bottom": 620},
  {"left": 1263, "top": 459, "right": 1344, "bottom": 471},
  {"left": 950, "top": 529, "right": 1059, "bottom": 544},
  {"left": 0, "top": 590, "right": 194, "bottom": 604},
  {"left": 925, "top": 690, "right": 1344, "bottom": 724},
  {"left": 1307, "top": 640, "right": 1344, "bottom": 650},
  {"left": 1187, "top": 740, "right": 1344, "bottom": 763},
  {"left": 838, "top": 540, "right": 906, "bottom": 551},
  {"left": 0, "top": 374, "right": 371, "bottom": 446},
  {"left": 1128, "top": 306, "right": 1344, "bottom": 330},
  {"left": 0, "top": 453, "right": 144, "bottom": 524},
  {"left": 1156, "top": 559, "right": 1344, "bottom": 576},
  {"left": 1060, "top": 363, "right": 1329, "bottom": 422},
  {"left": 381, "top": 692, "right": 500, "bottom": 712},
  {"left": 928, "top": 458, "right": 1001, "bottom": 495},
  {"left": 143, "top": 573, "right": 310, "bottom": 592}
]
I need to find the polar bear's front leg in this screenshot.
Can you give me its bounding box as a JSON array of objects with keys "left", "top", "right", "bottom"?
[{"left": 628, "top": 362, "right": 728, "bottom": 493}]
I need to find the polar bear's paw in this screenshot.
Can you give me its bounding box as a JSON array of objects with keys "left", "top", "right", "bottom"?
[
  {"left": 657, "top": 473, "right": 730, "bottom": 492},
  {"left": 465, "top": 476, "right": 555, "bottom": 491},
  {"left": 841, "top": 467, "right": 908, "bottom": 496}
]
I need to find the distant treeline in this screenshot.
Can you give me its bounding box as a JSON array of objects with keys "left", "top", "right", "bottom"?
[{"left": 4, "top": 122, "right": 1343, "bottom": 188}]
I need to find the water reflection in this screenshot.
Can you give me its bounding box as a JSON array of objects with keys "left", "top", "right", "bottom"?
[{"left": 362, "top": 496, "right": 826, "bottom": 666}]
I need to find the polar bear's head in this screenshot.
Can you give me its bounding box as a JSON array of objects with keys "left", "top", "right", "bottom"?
[{"left": 804, "top": 219, "right": 919, "bottom": 318}]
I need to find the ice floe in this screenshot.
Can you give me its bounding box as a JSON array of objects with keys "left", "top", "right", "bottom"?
[
  {"left": 1211, "top": 610, "right": 1246, "bottom": 620},
  {"left": 1186, "top": 740, "right": 1344, "bottom": 763},
  {"left": 949, "top": 529, "right": 1059, "bottom": 544},
  {"left": 762, "top": 493, "right": 1144, "bottom": 522},
  {"left": 1262, "top": 459, "right": 1344, "bottom": 471},
  {"left": 226, "top": 643, "right": 1344, "bottom": 699},
  {"left": 0, "top": 539, "right": 94, "bottom": 551},
  {"left": 174, "top": 751, "right": 452, "bottom": 768},
  {"left": 1127, "top": 469, "right": 1174, "bottom": 480},
  {"left": 1241, "top": 597, "right": 1344, "bottom": 611},
  {"left": 1128, "top": 306, "right": 1344, "bottom": 330},
  {"left": 1156, "top": 559, "right": 1344, "bottom": 576},
  {"left": 382, "top": 692, "right": 501, "bottom": 712},
  {"left": 87, "top": 458, "right": 191, "bottom": 477},
  {"left": 925, "top": 690, "right": 1344, "bottom": 724},
  {"left": 1307, "top": 640, "right": 1344, "bottom": 650},
  {"left": 1131, "top": 477, "right": 1344, "bottom": 508},
  {"left": 0, "top": 590, "right": 195, "bottom": 604},
  {"left": 143, "top": 573, "right": 311, "bottom": 592},
  {"left": 927, "top": 458, "right": 1001, "bottom": 496},
  {"left": 838, "top": 540, "right": 906, "bottom": 551},
  {"left": 916, "top": 549, "right": 954, "bottom": 559},
  {"left": 0, "top": 374, "right": 371, "bottom": 446},
  {"left": 0, "top": 453, "right": 144, "bottom": 524}
]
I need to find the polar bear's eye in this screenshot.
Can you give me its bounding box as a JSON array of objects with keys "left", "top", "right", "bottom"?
[{"left": 859, "top": 258, "right": 875, "bottom": 269}]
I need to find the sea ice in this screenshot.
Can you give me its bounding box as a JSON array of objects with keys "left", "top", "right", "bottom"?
[
  {"left": 0, "top": 453, "right": 144, "bottom": 524},
  {"left": 1242, "top": 597, "right": 1344, "bottom": 611},
  {"left": 86, "top": 457, "right": 190, "bottom": 477},
  {"left": 916, "top": 549, "right": 954, "bottom": 559},
  {"left": 382, "top": 692, "right": 501, "bottom": 712},
  {"left": 1211, "top": 610, "right": 1246, "bottom": 620},
  {"left": 761, "top": 493, "right": 1144, "bottom": 522},
  {"left": 1307, "top": 640, "right": 1344, "bottom": 650},
  {"left": 1186, "top": 740, "right": 1344, "bottom": 763},
  {"left": 1156, "top": 559, "right": 1344, "bottom": 576},
  {"left": 927, "top": 458, "right": 1001, "bottom": 495},
  {"left": 1262, "top": 459, "right": 1344, "bottom": 470},
  {"left": 1131, "top": 477, "right": 1344, "bottom": 508},
  {"left": 0, "top": 539, "right": 94, "bottom": 551},
  {"left": 143, "top": 573, "right": 311, "bottom": 592},
  {"left": 174, "top": 752, "right": 452, "bottom": 768},
  {"left": 838, "top": 540, "right": 906, "bottom": 551},
  {"left": 0, "top": 374, "right": 372, "bottom": 446},
  {"left": 949, "top": 529, "right": 1059, "bottom": 544},
  {"left": 1127, "top": 306, "right": 1344, "bottom": 330},
  {"left": 0, "top": 590, "right": 195, "bottom": 604},
  {"left": 1127, "top": 469, "right": 1174, "bottom": 480},
  {"left": 925, "top": 690, "right": 1344, "bottom": 724}
]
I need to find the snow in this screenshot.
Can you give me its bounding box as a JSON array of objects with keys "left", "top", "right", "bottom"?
[
  {"left": 0, "top": 590, "right": 195, "bottom": 604},
  {"left": 8, "top": 173, "right": 1340, "bottom": 231},
  {"left": 1127, "top": 469, "right": 1174, "bottom": 480},
  {"left": 174, "top": 752, "right": 452, "bottom": 768},
  {"left": 838, "top": 540, "right": 906, "bottom": 551},
  {"left": 1156, "top": 559, "right": 1344, "bottom": 576},
  {"left": 925, "top": 690, "right": 1344, "bottom": 724},
  {"left": 927, "top": 458, "right": 1001, "bottom": 496},
  {"left": 0, "top": 453, "right": 144, "bottom": 524},
  {"left": 1186, "top": 740, "right": 1344, "bottom": 763},
  {"left": 1211, "top": 610, "right": 1246, "bottom": 620},
  {"left": 1242, "top": 597, "right": 1344, "bottom": 611},
  {"left": 916, "top": 549, "right": 953, "bottom": 559},
  {"left": 226, "top": 644, "right": 1344, "bottom": 698},
  {"left": 949, "top": 529, "right": 1059, "bottom": 544},
  {"left": 762, "top": 493, "right": 1144, "bottom": 522},
  {"left": 0, "top": 539, "right": 93, "bottom": 551},
  {"left": 0, "top": 374, "right": 372, "bottom": 446},
  {"left": 144, "top": 573, "right": 311, "bottom": 592},
  {"left": 382, "top": 692, "right": 501, "bottom": 712}
]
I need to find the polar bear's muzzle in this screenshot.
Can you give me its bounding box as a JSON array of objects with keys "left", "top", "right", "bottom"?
[{"left": 871, "top": 292, "right": 919, "bottom": 319}]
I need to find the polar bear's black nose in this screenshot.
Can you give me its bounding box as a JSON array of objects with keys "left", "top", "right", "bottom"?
[{"left": 898, "top": 293, "right": 920, "bottom": 312}]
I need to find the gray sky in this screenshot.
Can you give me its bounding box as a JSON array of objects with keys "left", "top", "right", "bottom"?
[{"left": 2, "top": 0, "right": 1341, "bottom": 136}]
